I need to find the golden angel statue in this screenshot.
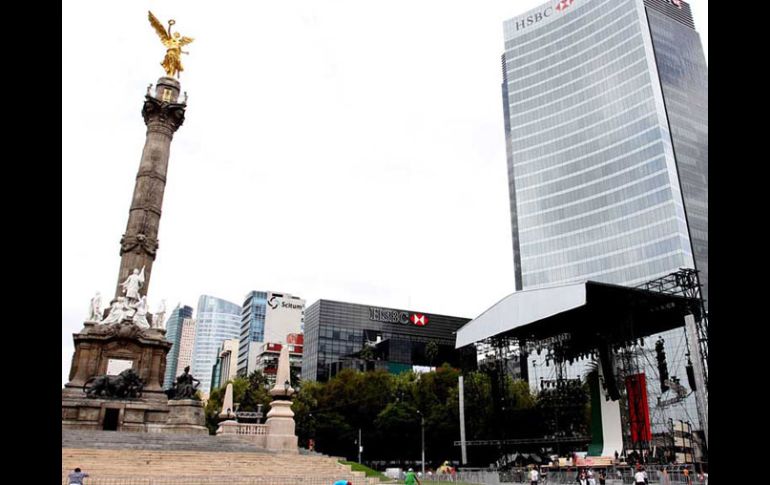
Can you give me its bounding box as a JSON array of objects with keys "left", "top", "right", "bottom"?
[{"left": 148, "top": 11, "right": 194, "bottom": 78}]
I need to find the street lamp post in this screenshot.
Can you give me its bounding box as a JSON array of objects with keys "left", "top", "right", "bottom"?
[
  {"left": 358, "top": 427, "right": 362, "bottom": 464},
  {"left": 669, "top": 418, "right": 675, "bottom": 464},
  {"left": 417, "top": 410, "right": 425, "bottom": 475}
]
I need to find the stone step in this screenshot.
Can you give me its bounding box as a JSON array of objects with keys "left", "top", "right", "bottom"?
[
  {"left": 62, "top": 429, "right": 270, "bottom": 452},
  {"left": 61, "top": 429, "right": 383, "bottom": 485}
]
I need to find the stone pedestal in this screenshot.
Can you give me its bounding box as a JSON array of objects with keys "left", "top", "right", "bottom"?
[
  {"left": 63, "top": 321, "right": 173, "bottom": 431},
  {"left": 265, "top": 400, "right": 298, "bottom": 453},
  {"left": 61, "top": 396, "right": 170, "bottom": 432},
  {"left": 65, "top": 321, "right": 172, "bottom": 398},
  {"left": 164, "top": 399, "right": 208, "bottom": 435}
]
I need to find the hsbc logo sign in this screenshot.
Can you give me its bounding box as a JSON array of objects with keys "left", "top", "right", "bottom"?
[
  {"left": 512, "top": 0, "right": 576, "bottom": 32},
  {"left": 411, "top": 314, "right": 428, "bottom": 326},
  {"left": 369, "top": 307, "right": 429, "bottom": 327}
]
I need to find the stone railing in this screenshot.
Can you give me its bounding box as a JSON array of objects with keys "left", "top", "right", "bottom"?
[
  {"left": 235, "top": 424, "right": 267, "bottom": 435},
  {"left": 216, "top": 421, "right": 268, "bottom": 446}
]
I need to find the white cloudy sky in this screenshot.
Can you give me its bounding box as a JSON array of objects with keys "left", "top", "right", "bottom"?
[{"left": 62, "top": 1, "right": 707, "bottom": 385}]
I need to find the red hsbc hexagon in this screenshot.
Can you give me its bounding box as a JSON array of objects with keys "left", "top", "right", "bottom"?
[
  {"left": 555, "top": 0, "right": 574, "bottom": 12},
  {"left": 411, "top": 314, "right": 428, "bottom": 326}
]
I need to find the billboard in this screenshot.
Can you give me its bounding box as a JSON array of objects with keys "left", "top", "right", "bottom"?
[{"left": 264, "top": 292, "right": 305, "bottom": 343}]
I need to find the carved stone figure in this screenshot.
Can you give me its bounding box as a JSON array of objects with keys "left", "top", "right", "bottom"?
[
  {"left": 88, "top": 292, "right": 102, "bottom": 322},
  {"left": 120, "top": 267, "right": 145, "bottom": 302},
  {"left": 83, "top": 368, "right": 144, "bottom": 399},
  {"left": 166, "top": 366, "right": 200, "bottom": 400},
  {"left": 133, "top": 296, "right": 150, "bottom": 328},
  {"left": 102, "top": 297, "right": 129, "bottom": 324},
  {"left": 153, "top": 299, "right": 167, "bottom": 329}
]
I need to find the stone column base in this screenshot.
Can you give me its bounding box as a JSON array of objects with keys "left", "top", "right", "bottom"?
[
  {"left": 61, "top": 393, "right": 170, "bottom": 432},
  {"left": 163, "top": 399, "right": 207, "bottom": 434},
  {"left": 265, "top": 400, "right": 298, "bottom": 453}
]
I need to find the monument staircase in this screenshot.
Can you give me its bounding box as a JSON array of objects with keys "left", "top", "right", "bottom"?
[{"left": 62, "top": 429, "right": 381, "bottom": 485}]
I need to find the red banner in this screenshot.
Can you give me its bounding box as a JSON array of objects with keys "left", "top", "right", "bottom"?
[{"left": 625, "top": 373, "right": 652, "bottom": 443}]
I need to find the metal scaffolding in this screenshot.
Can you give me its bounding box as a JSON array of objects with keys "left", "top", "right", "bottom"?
[{"left": 636, "top": 268, "right": 708, "bottom": 392}]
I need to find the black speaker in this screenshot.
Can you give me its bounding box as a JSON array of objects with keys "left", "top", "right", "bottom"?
[
  {"left": 686, "top": 362, "right": 697, "bottom": 391},
  {"left": 598, "top": 342, "right": 620, "bottom": 400},
  {"left": 655, "top": 339, "right": 669, "bottom": 392}
]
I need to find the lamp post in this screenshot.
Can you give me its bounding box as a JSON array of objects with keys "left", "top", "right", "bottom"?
[
  {"left": 669, "top": 418, "right": 675, "bottom": 464},
  {"left": 255, "top": 404, "right": 264, "bottom": 424},
  {"left": 417, "top": 410, "right": 425, "bottom": 475},
  {"left": 358, "top": 428, "right": 362, "bottom": 464}
]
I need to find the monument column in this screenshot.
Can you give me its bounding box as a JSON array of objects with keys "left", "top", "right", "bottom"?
[{"left": 115, "top": 77, "right": 186, "bottom": 299}]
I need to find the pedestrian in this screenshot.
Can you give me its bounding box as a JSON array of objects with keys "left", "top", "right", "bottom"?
[
  {"left": 633, "top": 465, "right": 647, "bottom": 485},
  {"left": 404, "top": 467, "right": 422, "bottom": 485},
  {"left": 660, "top": 467, "right": 670, "bottom": 485},
  {"left": 577, "top": 470, "right": 588, "bottom": 485},
  {"left": 587, "top": 468, "right": 596, "bottom": 485},
  {"left": 68, "top": 468, "right": 89, "bottom": 485},
  {"left": 683, "top": 467, "right": 691, "bottom": 485},
  {"left": 598, "top": 469, "right": 606, "bottom": 485},
  {"left": 530, "top": 465, "right": 540, "bottom": 485}
]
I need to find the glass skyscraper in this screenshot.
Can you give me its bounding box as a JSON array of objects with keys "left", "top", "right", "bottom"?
[
  {"left": 163, "top": 304, "right": 194, "bottom": 389},
  {"left": 190, "top": 295, "right": 242, "bottom": 396},
  {"left": 502, "top": 0, "right": 707, "bottom": 433},
  {"left": 237, "top": 291, "right": 267, "bottom": 377}
]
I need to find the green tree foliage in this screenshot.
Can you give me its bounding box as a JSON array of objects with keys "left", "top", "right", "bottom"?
[
  {"left": 425, "top": 341, "right": 439, "bottom": 366},
  {"left": 291, "top": 364, "right": 548, "bottom": 466},
  {"left": 211, "top": 364, "right": 589, "bottom": 466},
  {"left": 203, "top": 371, "right": 273, "bottom": 434}
]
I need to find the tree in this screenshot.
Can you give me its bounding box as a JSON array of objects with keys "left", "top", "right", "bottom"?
[
  {"left": 425, "top": 341, "right": 439, "bottom": 366},
  {"left": 203, "top": 371, "right": 273, "bottom": 435}
]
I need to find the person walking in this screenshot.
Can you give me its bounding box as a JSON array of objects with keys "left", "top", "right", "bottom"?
[
  {"left": 404, "top": 467, "right": 422, "bottom": 485},
  {"left": 587, "top": 468, "right": 596, "bottom": 485},
  {"left": 68, "top": 468, "right": 89, "bottom": 485},
  {"left": 530, "top": 466, "right": 540, "bottom": 485},
  {"left": 577, "top": 470, "right": 588, "bottom": 485},
  {"left": 598, "top": 469, "right": 606, "bottom": 485},
  {"left": 660, "top": 467, "right": 670, "bottom": 485},
  {"left": 633, "top": 466, "right": 647, "bottom": 485}
]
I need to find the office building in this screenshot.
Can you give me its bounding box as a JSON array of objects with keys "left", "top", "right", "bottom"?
[
  {"left": 501, "top": 0, "right": 707, "bottom": 432},
  {"left": 237, "top": 291, "right": 305, "bottom": 377},
  {"left": 163, "top": 304, "right": 194, "bottom": 389},
  {"left": 190, "top": 295, "right": 241, "bottom": 398},
  {"left": 302, "top": 299, "right": 475, "bottom": 382}
]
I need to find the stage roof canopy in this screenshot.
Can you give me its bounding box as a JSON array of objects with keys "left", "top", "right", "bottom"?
[{"left": 455, "top": 281, "right": 701, "bottom": 352}]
